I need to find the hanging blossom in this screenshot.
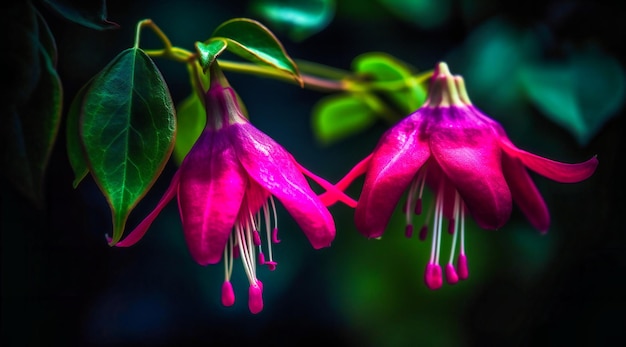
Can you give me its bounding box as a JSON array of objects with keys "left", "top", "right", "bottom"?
[
  {"left": 109, "top": 63, "right": 352, "bottom": 313},
  {"left": 322, "top": 62, "right": 598, "bottom": 290}
]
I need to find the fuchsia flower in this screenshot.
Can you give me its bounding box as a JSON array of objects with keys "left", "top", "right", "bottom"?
[
  {"left": 324, "top": 62, "right": 598, "bottom": 289},
  {"left": 110, "top": 64, "right": 345, "bottom": 314}
]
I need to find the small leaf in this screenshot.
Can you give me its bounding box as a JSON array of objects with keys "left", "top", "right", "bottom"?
[
  {"left": 520, "top": 46, "right": 626, "bottom": 145},
  {"left": 66, "top": 80, "right": 92, "bottom": 187},
  {"left": 250, "top": 0, "right": 336, "bottom": 42},
  {"left": 353, "top": 52, "right": 427, "bottom": 113},
  {"left": 173, "top": 93, "right": 206, "bottom": 165},
  {"left": 212, "top": 18, "right": 302, "bottom": 85},
  {"left": 81, "top": 48, "right": 176, "bottom": 245},
  {"left": 195, "top": 39, "right": 228, "bottom": 72},
  {"left": 1, "top": 2, "right": 63, "bottom": 207},
  {"left": 42, "top": 0, "right": 119, "bottom": 30},
  {"left": 312, "top": 94, "right": 378, "bottom": 145}
]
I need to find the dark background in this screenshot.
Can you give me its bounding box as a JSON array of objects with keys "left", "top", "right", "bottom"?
[{"left": 2, "top": 0, "right": 625, "bottom": 346}]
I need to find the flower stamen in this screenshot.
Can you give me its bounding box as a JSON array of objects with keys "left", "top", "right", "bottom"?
[{"left": 425, "top": 183, "right": 444, "bottom": 290}]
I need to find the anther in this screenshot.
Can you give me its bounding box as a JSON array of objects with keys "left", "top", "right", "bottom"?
[
  {"left": 445, "top": 263, "right": 459, "bottom": 284},
  {"left": 272, "top": 228, "right": 280, "bottom": 243},
  {"left": 253, "top": 230, "right": 261, "bottom": 246},
  {"left": 265, "top": 261, "right": 277, "bottom": 271},
  {"left": 221, "top": 281, "right": 235, "bottom": 307},
  {"left": 414, "top": 198, "right": 423, "bottom": 215},
  {"left": 419, "top": 225, "right": 428, "bottom": 241},
  {"left": 248, "top": 281, "right": 264, "bottom": 314},
  {"left": 424, "top": 263, "right": 443, "bottom": 290},
  {"left": 457, "top": 254, "right": 469, "bottom": 280},
  {"left": 405, "top": 224, "right": 414, "bottom": 238}
]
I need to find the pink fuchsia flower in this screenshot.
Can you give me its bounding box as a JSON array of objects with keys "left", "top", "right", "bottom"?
[
  {"left": 323, "top": 62, "right": 598, "bottom": 290},
  {"left": 110, "top": 63, "right": 348, "bottom": 314}
]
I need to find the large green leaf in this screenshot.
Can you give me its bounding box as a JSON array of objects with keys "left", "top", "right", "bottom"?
[
  {"left": 42, "top": 0, "right": 119, "bottom": 30},
  {"left": 353, "top": 52, "right": 427, "bottom": 113},
  {"left": 249, "top": 0, "right": 336, "bottom": 42},
  {"left": 1, "top": 1, "right": 63, "bottom": 208},
  {"left": 211, "top": 18, "right": 302, "bottom": 84},
  {"left": 173, "top": 94, "right": 205, "bottom": 165},
  {"left": 312, "top": 94, "right": 378, "bottom": 145},
  {"left": 520, "top": 46, "right": 625, "bottom": 145},
  {"left": 81, "top": 48, "right": 176, "bottom": 245}
]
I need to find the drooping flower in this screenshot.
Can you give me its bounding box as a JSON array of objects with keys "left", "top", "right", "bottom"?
[
  {"left": 322, "top": 62, "right": 598, "bottom": 289},
  {"left": 110, "top": 63, "right": 348, "bottom": 313}
]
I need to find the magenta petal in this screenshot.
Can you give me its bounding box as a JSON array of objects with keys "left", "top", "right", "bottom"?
[
  {"left": 178, "top": 130, "right": 247, "bottom": 265},
  {"left": 500, "top": 140, "right": 598, "bottom": 183},
  {"left": 430, "top": 126, "right": 512, "bottom": 230},
  {"left": 113, "top": 170, "right": 181, "bottom": 247},
  {"left": 502, "top": 154, "right": 550, "bottom": 232},
  {"left": 229, "top": 123, "right": 335, "bottom": 249},
  {"left": 355, "top": 114, "right": 430, "bottom": 238}
]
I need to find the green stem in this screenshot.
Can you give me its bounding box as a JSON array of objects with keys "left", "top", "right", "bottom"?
[{"left": 136, "top": 20, "right": 433, "bottom": 94}]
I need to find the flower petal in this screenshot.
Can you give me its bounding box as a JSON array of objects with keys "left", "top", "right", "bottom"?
[
  {"left": 229, "top": 123, "right": 335, "bottom": 249},
  {"left": 502, "top": 154, "right": 550, "bottom": 232},
  {"left": 355, "top": 114, "right": 431, "bottom": 238},
  {"left": 500, "top": 139, "right": 598, "bottom": 183},
  {"left": 429, "top": 118, "right": 512, "bottom": 230},
  {"left": 178, "top": 129, "right": 247, "bottom": 265},
  {"left": 112, "top": 170, "right": 181, "bottom": 247}
]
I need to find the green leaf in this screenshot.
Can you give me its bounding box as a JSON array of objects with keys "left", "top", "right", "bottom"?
[
  {"left": 66, "top": 80, "right": 92, "bottom": 188},
  {"left": 195, "top": 39, "right": 228, "bottom": 72},
  {"left": 353, "top": 52, "right": 427, "bottom": 113},
  {"left": 81, "top": 48, "right": 176, "bottom": 245},
  {"left": 519, "top": 46, "right": 626, "bottom": 145},
  {"left": 42, "top": 0, "right": 119, "bottom": 30},
  {"left": 1, "top": 2, "right": 63, "bottom": 207},
  {"left": 173, "top": 93, "right": 206, "bottom": 165},
  {"left": 312, "top": 94, "right": 378, "bottom": 145},
  {"left": 212, "top": 18, "right": 302, "bottom": 85},
  {"left": 250, "top": 0, "right": 336, "bottom": 42}
]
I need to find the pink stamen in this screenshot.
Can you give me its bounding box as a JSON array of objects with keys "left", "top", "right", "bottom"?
[
  {"left": 248, "top": 281, "right": 264, "bottom": 314},
  {"left": 419, "top": 225, "right": 428, "bottom": 241},
  {"left": 445, "top": 263, "right": 459, "bottom": 284},
  {"left": 457, "top": 254, "right": 469, "bottom": 280},
  {"left": 221, "top": 281, "right": 235, "bottom": 307},
  {"left": 253, "top": 230, "right": 261, "bottom": 246},
  {"left": 414, "top": 198, "right": 423, "bottom": 215},
  {"left": 405, "top": 224, "right": 414, "bottom": 238},
  {"left": 265, "top": 261, "right": 277, "bottom": 271},
  {"left": 424, "top": 263, "right": 443, "bottom": 290},
  {"left": 258, "top": 251, "right": 266, "bottom": 265},
  {"left": 272, "top": 228, "right": 280, "bottom": 243}
]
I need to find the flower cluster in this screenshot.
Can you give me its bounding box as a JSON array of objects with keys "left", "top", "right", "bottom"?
[
  {"left": 325, "top": 62, "right": 598, "bottom": 289},
  {"left": 113, "top": 61, "right": 598, "bottom": 313}
]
